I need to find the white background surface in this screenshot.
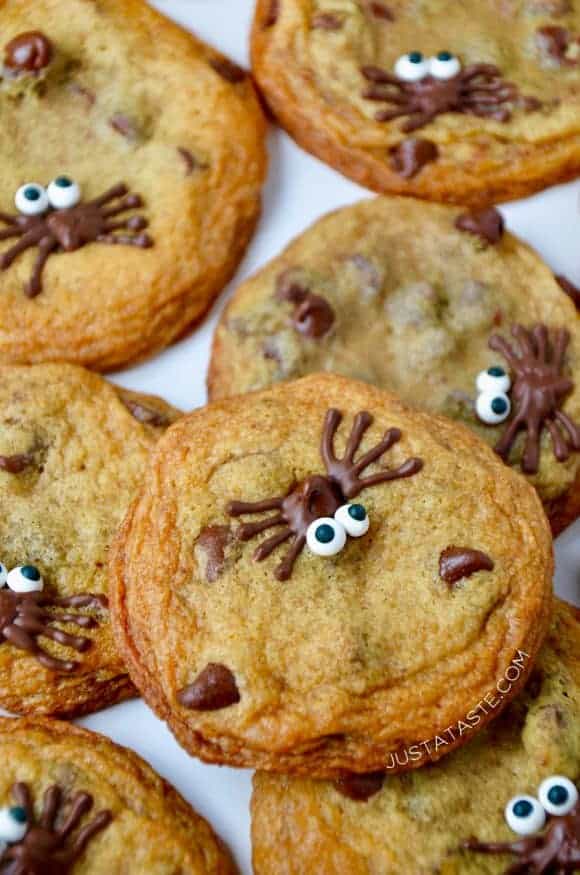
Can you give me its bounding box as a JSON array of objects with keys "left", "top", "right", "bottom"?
[{"left": 78, "top": 3, "right": 580, "bottom": 872}]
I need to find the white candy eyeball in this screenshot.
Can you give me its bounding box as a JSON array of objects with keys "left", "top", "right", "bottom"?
[
  {"left": 475, "top": 391, "right": 511, "bottom": 425},
  {"left": 306, "top": 517, "right": 347, "bottom": 557},
  {"left": 394, "top": 52, "right": 430, "bottom": 82},
  {"left": 15, "top": 183, "right": 49, "bottom": 216},
  {"left": 47, "top": 176, "right": 81, "bottom": 210},
  {"left": 505, "top": 795, "right": 546, "bottom": 836},
  {"left": 429, "top": 51, "right": 461, "bottom": 80},
  {"left": 334, "top": 504, "right": 370, "bottom": 538},
  {"left": 476, "top": 366, "right": 511, "bottom": 395},
  {"left": 538, "top": 776, "right": 578, "bottom": 817},
  {"left": 6, "top": 565, "right": 44, "bottom": 594},
  {"left": 0, "top": 563, "right": 7, "bottom": 588},
  {"left": 0, "top": 805, "right": 28, "bottom": 843}
]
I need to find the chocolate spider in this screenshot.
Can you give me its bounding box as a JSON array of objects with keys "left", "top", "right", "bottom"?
[
  {"left": 361, "top": 50, "right": 521, "bottom": 132},
  {"left": 0, "top": 563, "right": 107, "bottom": 673},
  {"left": 464, "top": 776, "right": 580, "bottom": 874},
  {"left": 227, "top": 409, "right": 423, "bottom": 581},
  {"left": 0, "top": 177, "right": 152, "bottom": 298},
  {"left": 475, "top": 324, "right": 580, "bottom": 475},
  {"left": 0, "top": 781, "right": 111, "bottom": 874}
]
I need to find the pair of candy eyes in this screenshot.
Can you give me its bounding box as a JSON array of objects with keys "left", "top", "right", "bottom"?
[
  {"left": 475, "top": 366, "right": 512, "bottom": 425},
  {"left": 395, "top": 51, "right": 461, "bottom": 83},
  {"left": 15, "top": 176, "right": 81, "bottom": 217},
  {"left": 506, "top": 777, "right": 578, "bottom": 836},
  {"left": 0, "top": 563, "right": 44, "bottom": 594},
  {"left": 306, "top": 504, "right": 369, "bottom": 557}
]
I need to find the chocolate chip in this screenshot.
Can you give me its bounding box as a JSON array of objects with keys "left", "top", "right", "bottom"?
[
  {"left": 439, "top": 546, "right": 494, "bottom": 585},
  {"left": 110, "top": 113, "right": 138, "bottom": 141},
  {"left": 209, "top": 58, "right": 246, "bottom": 83},
  {"left": 390, "top": 138, "right": 439, "bottom": 178},
  {"left": 276, "top": 277, "right": 335, "bottom": 339},
  {"left": 178, "top": 147, "right": 198, "bottom": 176},
  {"left": 4, "top": 31, "right": 52, "bottom": 72},
  {"left": 368, "top": 2, "right": 394, "bottom": 20},
  {"left": 122, "top": 399, "right": 169, "bottom": 428},
  {"left": 455, "top": 207, "right": 505, "bottom": 245},
  {"left": 312, "top": 13, "right": 343, "bottom": 30},
  {"left": 264, "top": 0, "right": 280, "bottom": 27},
  {"left": 334, "top": 771, "right": 385, "bottom": 801},
  {"left": 0, "top": 453, "right": 34, "bottom": 473},
  {"left": 178, "top": 663, "right": 240, "bottom": 710},
  {"left": 346, "top": 255, "right": 383, "bottom": 298},
  {"left": 556, "top": 275, "right": 580, "bottom": 310},
  {"left": 536, "top": 26, "right": 576, "bottom": 64},
  {"left": 68, "top": 82, "right": 96, "bottom": 107},
  {"left": 197, "top": 526, "right": 231, "bottom": 582}
]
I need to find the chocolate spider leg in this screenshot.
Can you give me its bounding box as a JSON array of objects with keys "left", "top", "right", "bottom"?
[
  {"left": 554, "top": 409, "right": 580, "bottom": 449},
  {"left": 276, "top": 533, "right": 307, "bottom": 582},
  {"left": 238, "top": 514, "right": 286, "bottom": 541},
  {"left": 531, "top": 324, "right": 549, "bottom": 363},
  {"left": 0, "top": 228, "right": 43, "bottom": 270},
  {"left": 342, "top": 411, "right": 374, "bottom": 463},
  {"left": 52, "top": 594, "right": 108, "bottom": 610},
  {"left": 103, "top": 217, "right": 148, "bottom": 234},
  {"left": 403, "top": 111, "right": 439, "bottom": 133},
  {"left": 101, "top": 194, "right": 143, "bottom": 218},
  {"left": 228, "top": 496, "right": 285, "bottom": 516},
  {"left": 12, "top": 782, "right": 33, "bottom": 822},
  {"left": 361, "top": 66, "right": 403, "bottom": 86},
  {"left": 362, "top": 86, "right": 408, "bottom": 103},
  {"left": 0, "top": 226, "right": 22, "bottom": 241},
  {"left": 63, "top": 809, "right": 112, "bottom": 861},
  {"left": 521, "top": 419, "right": 543, "bottom": 474},
  {"left": 489, "top": 334, "right": 521, "bottom": 369},
  {"left": 320, "top": 408, "right": 343, "bottom": 470},
  {"left": 15, "top": 615, "right": 91, "bottom": 652},
  {"left": 88, "top": 183, "right": 128, "bottom": 208},
  {"left": 25, "top": 236, "right": 58, "bottom": 299},
  {"left": 545, "top": 418, "right": 570, "bottom": 461},
  {"left": 40, "top": 785, "right": 62, "bottom": 830},
  {"left": 494, "top": 414, "right": 525, "bottom": 462},
  {"left": 357, "top": 456, "right": 423, "bottom": 493},
  {"left": 97, "top": 232, "right": 152, "bottom": 248},
  {"left": 254, "top": 527, "right": 293, "bottom": 561},
  {"left": 0, "top": 212, "right": 17, "bottom": 224},
  {"left": 57, "top": 792, "right": 93, "bottom": 840},
  {"left": 512, "top": 325, "right": 536, "bottom": 358},
  {"left": 352, "top": 426, "right": 400, "bottom": 473},
  {"left": 52, "top": 612, "right": 97, "bottom": 628},
  {"left": 461, "top": 63, "right": 502, "bottom": 82},
  {"left": 375, "top": 106, "right": 414, "bottom": 123},
  {"left": 463, "top": 836, "right": 541, "bottom": 856}
]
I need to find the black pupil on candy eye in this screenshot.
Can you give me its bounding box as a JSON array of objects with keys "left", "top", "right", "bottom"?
[
  {"left": 488, "top": 366, "right": 505, "bottom": 377},
  {"left": 24, "top": 188, "right": 40, "bottom": 202},
  {"left": 409, "top": 52, "right": 423, "bottom": 63},
  {"left": 491, "top": 397, "right": 508, "bottom": 415},
  {"left": 349, "top": 504, "right": 366, "bottom": 521},
  {"left": 513, "top": 799, "right": 533, "bottom": 818},
  {"left": 9, "top": 807, "right": 27, "bottom": 824},
  {"left": 55, "top": 176, "right": 72, "bottom": 188},
  {"left": 548, "top": 785, "right": 569, "bottom": 806},
  {"left": 316, "top": 524, "right": 335, "bottom": 544},
  {"left": 438, "top": 51, "right": 452, "bottom": 61},
  {"left": 21, "top": 565, "right": 40, "bottom": 581}
]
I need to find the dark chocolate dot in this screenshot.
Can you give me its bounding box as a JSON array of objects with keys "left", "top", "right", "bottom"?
[
  {"left": 178, "top": 663, "right": 240, "bottom": 711},
  {"left": 334, "top": 772, "right": 385, "bottom": 801},
  {"left": 455, "top": 208, "right": 505, "bottom": 245},
  {"left": 390, "top": 138, "right": 439, "bottom": 178},
  {"left": 4, "top": 31, "right": 52, "bottom": 72},
  {"left": 209, "top": 58, "right": 247, "bottom": 83},
  {"left": 439, "top": 546, "right": 494, "bottom": 585}
]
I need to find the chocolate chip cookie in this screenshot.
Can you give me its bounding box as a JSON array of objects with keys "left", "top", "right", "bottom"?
[
  {"left": 0, "top": 0, "right": 266, "bottom": 370},
  {"left": 209, "top": 196, "right": 580, "bottom": 535},
  {"left": 252, "top": 0, "right": 580, "bottom": 206},
  {"left": 251, "top": 598, "right": 580, "bottom": 875},
  {"left": 0, "top": 717, "right": 235, "bottom": 873},
  {"left": 0, "top": 362, "right": 180, "bottom": 717},
  {"left": 111, "top": 373, "right": 552, "bottom": 778}
]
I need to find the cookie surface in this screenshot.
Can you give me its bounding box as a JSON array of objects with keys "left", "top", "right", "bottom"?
[
  {"left": 209, "top": 197, "right": 580, "bottom": 534},
  {"left": 111, "top": 374, "right": 552, "bottom": 777},
  {"left": 251, "top": 599, "right": 580, "bottom": 875},
  {"left": 0, "top": 363, "right": 180, "bottom": 717},
  {"left": 252, "top": 0, "right": 580, "bottom": 206},
  {"left": 0, "top": 718, "right": 235, "bottom": 874},
  {"left": 0, "top": 0, "right": 266, "bottom": 371}
]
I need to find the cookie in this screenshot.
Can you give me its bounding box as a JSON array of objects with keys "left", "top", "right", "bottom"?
[
  {"left": 0, "top": 717, "right": 235, "bottom": 874},
  {"left": 111, "top": 373, "right": 552, "bottom": 778},
  {"left": 0, "top": 0, "right": 266, "bottom": 371},
  {"left": 251, "top": 0, "right": 580, "bottom": 206},
  {"left": 251, "top": 598, "right": 580, "bottom": 875},
  {"left": 209, "top": 196, "right": 580, "bottom": 535},
  {"left": 0, "top": 362, "right": 180, "bottom": 717}
]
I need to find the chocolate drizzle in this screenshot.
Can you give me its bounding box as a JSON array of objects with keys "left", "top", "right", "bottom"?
[
  {"left": 488, "top": 324, "right": 580, "bottom": 474},
  {"left": 0, "top": 453, "right": 34, "bottom": 473},
  {"left": 4, "top": 32, "right": 52, "bottom": 74},
  {"left": 0, "top": 183, "right": 152, "bottom": 298},
  {"left": 228, "top": 409, "right": 423, "bottom": 581},
  {"left": 464, "top": 799, "right": 580, "bottom": 873},
  {"left": 390, "top": 138, "right": 439, "bottom": 178},
  {"left": 439, "top": 546, "right": 494, "bottom": 585},
  {"left": 0, "top": 781, "right": 111, "bottom": 873},
  {"left": 334, "top": 771, "right": 385, "bottom": 801},
  {"left": 277, "top": 280, "right": 335, "bottom": 339},
  {"left": 0, "top": 589, "right": 107, "bottom": 673},
  {"left": 556, "top": 275, "right": 580, "bottom": 310},
  {"left": 197, "top": 526, "right": 232, "bottom": 582},
  {"left": 456, "top": 207, "right": 505, "bottom": 244},
  {"left": 362, "top": 63, "right": 520, "bottom": 131},
  {"left": 178, "top": 662, "right": 240, "bottom": 711}
]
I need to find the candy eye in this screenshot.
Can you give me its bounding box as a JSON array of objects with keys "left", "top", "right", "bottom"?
[
  {"left": 15, "top": 183, "right": 49, "bottom": 216},
  {"left": 334, "top": 504, "right": 370, "bottom": 537},
  {"left": 306, "top": 517, "right": 347, "bottom": 557},
  {"left": 429, "top": 51, "right": 461, "bottom": 80},
  {"left": 475, "top": 392, "right": 511, "bottom": 425},
  {"left": 0, "top": 805, "right": 28, "bottom": 843},
  {"left": 6, "top": 565, "right": 44, "bottom": 594},
  {"left": 0, "top": 563, "right": 7, "bottom": 588},
  {"left": 47, "top": 176, "right": 81, "bottom": 210},
  {"left": 476, "top": 366, "right": 511, "bottom": 395},
  {"left": 394, "top": 52, "right": 430, "bottom": 82},
  {"left": 505, "top": 795, "right": 546, "bottom": 835},
  {"left": 538, "top": 776, "right": 578, "bottom": 816}
]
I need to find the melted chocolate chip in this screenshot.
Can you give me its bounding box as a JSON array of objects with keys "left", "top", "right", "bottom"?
[
  {"left": 390, "top": 138, "right": 438, "bottom": 178},
  {"left": 455, "top": 207, "right": 505, "bottom": 245},
  {"left": 4, "top": 31, "right": 52, "bottom": 73},
  {"left": 264, "top": 0, "right": 280, "bottom": 27},
  {"left": 0, "top": 453, "right": 34, "bottom": 473},
  {"left": 334, "top": 771, "right": 385, "bottom": 801},
  {"left": 536, "top": 26, "right": 579, "bottom": 65},
  {"left": 110, "top": 113, "right": 138, "bottom": 141},
  {"left": 178, "top": 663, "right": 240, "bottom": 710},
  {"left": 210, "top": 58, "right": 246, "bottom": 83},
  {"left": 122, "top": 398, "right": 170, "bottom": 428},
  {"left": 178, "top": 147, "right": 198, "bottom": 176},
  {"left": 439, "top": 546, "right": 494, "bottom": 585},
  {"left": 277, "top": 278, "right": 335, "bottom": 339},
  {"left": 312, "top": 13, "right": 343, "bottom": 29},
  {"left": 556, "top": 275, "right": 580, "bottom": 310},
  {"left": 197, "top": 526, "right": 232, "bottom": 582},
  {"left": 368, "top": 2, "right": 394, "bottom": 19}
]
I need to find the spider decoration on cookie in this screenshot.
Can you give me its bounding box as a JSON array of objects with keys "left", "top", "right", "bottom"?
[
  {"left": 464, "top": 775, "right": 580, "bottom": 873},
  {"left": 473, "top": 324, "right": 580, "bottom": 474},
  {"left": 227, "top": 409, "right": 423, "bottom": 581},
  {"left": 361, "top": 51, "right": 522, "bottom": 132},
  {"left": 0, "top": 561, "right": 108, "bottom": 673},
  {"left": 0, "top": 177, "right": 152, "bottom": 298},
  {"left": 0, "top": 781, "right": 111, "bottom": 873}
]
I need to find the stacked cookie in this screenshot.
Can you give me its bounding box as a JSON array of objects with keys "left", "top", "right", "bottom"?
[{"left": 0, "top": 0, "right": 579, "bottom": 873}]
